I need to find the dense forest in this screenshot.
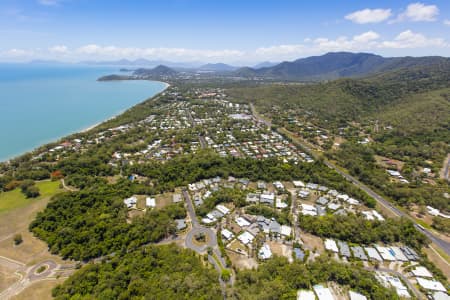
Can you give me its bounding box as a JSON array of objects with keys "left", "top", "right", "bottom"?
[
  {"left": 52, "top": 244, "right": 222, "bottom": 300},
  {"left": 30, "top": 181, "right": 186, "bottom": 261}
]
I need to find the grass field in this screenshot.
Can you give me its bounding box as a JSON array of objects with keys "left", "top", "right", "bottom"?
[{"left": 0, "top": 181, "right": 61, "bottom": 214}]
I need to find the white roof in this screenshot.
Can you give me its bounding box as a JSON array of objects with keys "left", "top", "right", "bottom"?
[
  {"left": 349, "top": 291, "right": 367, "bottom": 300},
  {"left": 281, "top": 225, "right": 292, "bottom": 236},
  {"left": 416, "top": 278, "right": 446, "bottom": 292},
  {"left": 432, "top": 292, "right": 449, "bottom": 300},
  {"left": 276, "top": 198, "right": 288, "bottom": 209},
  {"left": 297, "top": 290, "right": 316, "bottom": 300},
  {"left": 221, "top": 229, "right": 233, "bottom": 240},
  {"left": 372, "top": 210, "right": 385, "bottom": 221},
  {"left": 365, "top": 247, "right": 383, "bottom": 261},
  {"left": 376, "top": 246, "right": 396, "bottom": 261},
  {"left": 216, "top": 204, "right": 230, "bottom": 215},
  {"left": 235, "top": 216, "right": 251, "bottom": 227},
  {"left": 293, "top": 180, "right": 305, "bottom": 187},
  {"left": 390, "top": 246, "right": 408, "bottom": 261},
  {"left": 301, "top": 204, "right": 316, "bottom": 211},
  {"left": 313, "top": 285, "right": 335, "bottom": 300},
  {"left": 258, "top": 243, "right": 272, "bottom": 259},
  {"left": 146, "top": 197, "right": 156, "bottom": 207},
  {"left": 238, "top": 231, "right": 254, "bottom": 245},
  {"left": 325, "top": 239, "right": 339, "bottom": 253},
  {"left": 327, "top": 203, "right": 341, "bottom": 211},
  {"left": 411, "top": 266, "right": 433, "bottom": 278}
]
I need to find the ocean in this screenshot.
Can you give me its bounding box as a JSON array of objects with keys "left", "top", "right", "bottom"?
[{"left": 0, "top": 63, "right": 166, "bottom": 162}]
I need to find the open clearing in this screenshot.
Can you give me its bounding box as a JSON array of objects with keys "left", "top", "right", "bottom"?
[
  {"left": 0, "top": 181, "right": 61, "bottom": 214},
  {"left": 0, "top": 180, "right": 68, "bottom": 299}
]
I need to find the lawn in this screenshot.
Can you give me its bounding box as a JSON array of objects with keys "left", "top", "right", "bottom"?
[{"left": 0, "top": 181, "right": 62, "bottom": 214}]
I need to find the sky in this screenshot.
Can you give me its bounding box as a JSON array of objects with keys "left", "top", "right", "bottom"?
[{"left": 1, "top": 0, "right": 449, "bottom": 64}]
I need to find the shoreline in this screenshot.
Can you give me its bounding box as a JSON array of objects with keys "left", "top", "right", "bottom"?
[
  {"left": 81, "top": 81, "right": 170, "bottom": 133},
  {"left": 1, "top": 80, "right": 169, "bottom": 163}
]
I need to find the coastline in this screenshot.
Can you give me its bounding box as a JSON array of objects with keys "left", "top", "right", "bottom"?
[
  {"left": 81, "top": 81, "right": 170, "bottom": 133},
  {"left": 1, "top": 80, "right": 169, "bottom": 163}
]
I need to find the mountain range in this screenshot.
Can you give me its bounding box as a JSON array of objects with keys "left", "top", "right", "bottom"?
[
  {"left": 96, "top": 52, "right": 450, "bottom": 82},
  {"left": 233, "top": 52, "right": 450, "bottom": 81}
]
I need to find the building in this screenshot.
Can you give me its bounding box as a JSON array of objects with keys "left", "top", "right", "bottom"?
[
  {"left": 293, "top": 248, "right": 305, "bottom": 260},
  {"left": 221, "top": 229, "right": 234, "bottom": 241},
  {"left": 411, "top": 266, "right": 433, "bottom": 278},
  {"left": 297, "top": 290, "right": 316, "bottom": 300},
  {"left": 349, "top": 291, "right": 367, "bottom": 300},
  {"left": 175, "top": 219, "right": 187, "bottom": 230},
  {"left": 324, "top": 239, "right": 339, "bottom": 253},
  {"left": 235, "top": 216, "right": 251, "bottom": 228},
  {"left": 216, "top": 204, "right": 230, "bottom": 215},
  {"left": 416, "top": 278, "right": 446, "bottom": 292},
  {"left": 337, "top": 241, "right": 351, "bottom": 258},
  {"left": 238, "top": 231, "right": 254, "bottom": 245},
  {"left": 124, "top": 196, "right": 137, "bottom": 208},
  {"left": 258, "top": 243, "right": 272, "bottom": 260},
  {"left": 146, "top": 197, "right": 156, "bottom": 208},
  {"left": 351, "top": 246, "right": 368, "bottom": 260},
  {"left": 365, "top": 247, "right": 383, "bottom": 261},
  {"left": 281, "top": 225, "right": 292, "bottom": 237},
  {"left": 313, "top": 285, "right": 335, "bottom": 300},
  {"left": 375, "top": 246, "right": 396, "bottom": 261},
  {"left": 390, "top": 246, "right": 408, "bottom": 261}
]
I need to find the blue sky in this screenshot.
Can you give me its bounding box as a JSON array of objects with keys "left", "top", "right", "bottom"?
[{"left": 1, "top": 0, "right": 449, "bottom": 63}]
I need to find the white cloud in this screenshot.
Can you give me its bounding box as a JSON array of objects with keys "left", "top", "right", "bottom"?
[
  {"left": 345, "top": 8, "right": 392, "bottom": 24},
  {"left": 353, "top": 31, "right": 380, "bottom": 43},
  {"left": 1, "top": 31, "right": 448, "bottom": 63},
  {"left": 381, "top": 30, "right": 446, "bottom": 48},
  {"left": 444, "top": 19, "right": 450, "bottom": 26},
  {"left": 396, "top": 2, "right": 439, "bottom": 22},
  {"left": 49, "top": 45, "right": 68, "bottom": 54},
  {"left": 75, "top": 45, "right": 244, "bottom": 61}
]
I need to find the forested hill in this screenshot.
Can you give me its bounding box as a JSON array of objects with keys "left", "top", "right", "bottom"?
[
  {"left": 233, "top": 52, "right": 450, "bottom": 81},
  {"left": 229, "top": 60, "right": 450, "bottom": 126}
]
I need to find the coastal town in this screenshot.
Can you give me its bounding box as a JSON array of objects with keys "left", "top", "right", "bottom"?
[{"left": 1, "top": 82, "right": 449, "bottom": 299}]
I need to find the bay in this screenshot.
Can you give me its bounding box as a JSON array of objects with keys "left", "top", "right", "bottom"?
[{"left": 0, "top": 63, "right": 166, "bottom": 161}]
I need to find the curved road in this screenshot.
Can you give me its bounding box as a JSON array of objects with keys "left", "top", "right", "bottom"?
[
  {"left": 182, "top": 189, "right": 234, "bottom": 294},
  {"left": 250, "top": 104, "right": 450, "bottom": 259}
]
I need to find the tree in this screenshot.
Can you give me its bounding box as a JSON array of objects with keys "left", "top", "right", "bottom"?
[
  {"left": 13, "top": 234, "right": 23, "bottom": 245},
  {"left": 24, "top": 185, "right": 40, "bottom": 198}
]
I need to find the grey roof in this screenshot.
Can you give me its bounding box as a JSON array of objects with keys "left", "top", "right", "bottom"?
[
  {"left": 269, "top": 220, "right": 281, "bottom": 234},
  {"left": 315, "top": 205, "right": 326, "bottom": 216},
  {"left": 338, "top": 241, "right": 351, "bottom": 257},
  {"left": 293, "top": 248, "right": 305, "bottom": 260},
  {"left": 351, "top": 246, "right": 368, "bottom": 260},
  {"left": 175, "top": 219, "right": 187, "bottom": 230},
  {"left": 316, "top": 197, "right": 329, "bottom": 205},
  {"left": 334, "top": 209, "right": 348, "bottom": 216},
  {"left": 400, "top": 246, "right": 419, "bottom": 261},
  {"left": 210, "top": 210, "right": 224, "bottom": 219}
]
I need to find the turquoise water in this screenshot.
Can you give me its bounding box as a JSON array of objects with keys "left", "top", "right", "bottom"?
[{"left": 0, "top": 64, "right": 166, "bottom": 162}]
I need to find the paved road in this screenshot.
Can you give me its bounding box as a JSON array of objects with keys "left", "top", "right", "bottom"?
[
  {"left": 250, "top": 104, "right": 450, "bottom": 259},
  {"left": 182, "top": 189, "right": 234, "bottom": 295},
  {"left": 0, "top": 259, "right": 63, "bottom": 300}
]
